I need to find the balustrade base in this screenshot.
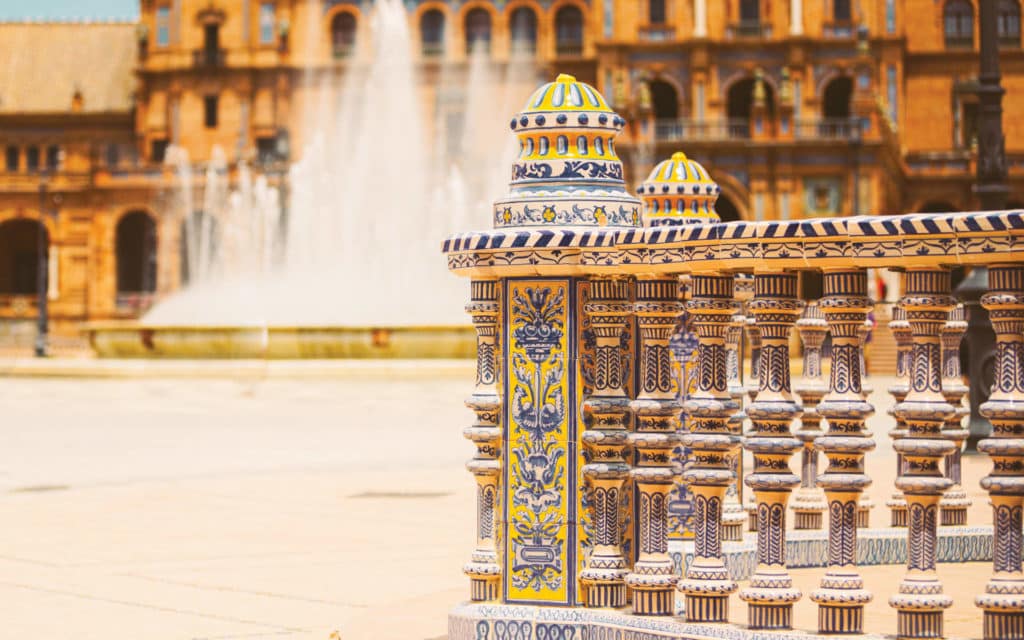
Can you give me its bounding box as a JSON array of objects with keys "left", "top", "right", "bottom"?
[
  {"left": 470, "top": 577, "right": 500, "bottom": 602},
  {"left": 631, "top": 587, "right": 675, "bottom": 616},
  {"left": 889, "top": 496, "right": 909, "bottom": 527},
  {"left": 940, "top": 488, "right": 970, "bottom": 526},
  {"left": 794, "top": 510, "right": 823, "bottom": 530},
  {"left": 585, "top": 582, "right": 626, "bottom": 608},
  {"left": 722, "top": 519, "right": 745, "bottom": 542},
  {"left": 683, "top": 594, "right": 728, "bottom": 623},
  {"left": 818, "top": 604, "right": 865, "bottom": 634},
  {"left": 982, "top": 610, "right": 1024, "bottom": 640},
  {"left": 895, "top": 610, "right": 945, "bottom": 640},
  {"left": 745, "top": 602, "right": 795, "bottom": 630},
  {"left": 857, "top": 505, "right": 872, "bottom": 529}
]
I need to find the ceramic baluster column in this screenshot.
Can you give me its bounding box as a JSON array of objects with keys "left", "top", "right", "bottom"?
[
  {"left": 722, "top": 311, "right": 747, "bottom": 542},
  {"left": 626, "top": 277, "right": 682, "bottom": 615},
  {"left": 792, "top": 301, "right": 829, "bottom": 530},
  {"left": 810, "top": 269, "right": 876, "bottom": 633},
  {"left": 856, "top": 318, "right": 874, "bottom": 527},
  {"left": 744, "top": 310, "right": 762, "bottom": 531},
  {"left": 976, "top": 265, "right": 1024, "bottom": 640},
  {"left": 890, "top": 268, "right": 955, "bottom": 639},
  {"left": 939, "top": 304, "right": 971, "bottom": 526},
  {"left": 463, "top": 279, "right": 503, "bottom": 602},
  {"left": 580, "top": 279, "right": 633, "bottom": 608},
  {"left": 738, "top": 273, "right": 804, "bottom": 629},
  {"left": 677, "top": 274, "right": 741, "bottom": 622},
  {"left": 887, "top": 303, "right": 912, "bottom": 527}
]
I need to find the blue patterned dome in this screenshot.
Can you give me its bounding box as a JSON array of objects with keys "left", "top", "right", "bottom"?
[
  {"left": 639, "top": 151, "right": 721, "bottom": 226},
  {"left": 494, "top": 74, "right": 640, "bottom": 229}
]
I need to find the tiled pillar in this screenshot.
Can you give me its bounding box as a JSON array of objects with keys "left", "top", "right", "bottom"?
[
  {"left": 722, "top": 310, "right": 747, "bottom": 542},
  {"left": 792, "top": 301, "right": 828, "bottom": 530},
  {"left": 890, "top": 268, "right": 955, "bottom": 639},
  {"left": 939, "top": 303, "right": 971, "bottom": 526},
  {"left": 976, "top": 265, "right": 1024, "bottom": 640},
  {"left": 463, "top": 280, "right": 502, "bottom": 601},
  {"left": 887, "top": 303, "right": 912, "bottom": 527},
  {"left": 738, "top": 273, "right": 804, "bottom": 629},
  {"left": 856, "top": 319, "right": 874, "bottom": 527},
  {"left": 626, "top": 277, "right": 681, "bottom": 616},
  {"left": 810, "top": 269, "right": 876, "bottom": 633},
  {"left": 677, "top": 274, "right": 740, "bottom": 622},
  {"left": 744, "top": 310, "right": 762, "bottom": 531},
  {"left": 580, "top": 278, "right": 632, "bottom": 608}
]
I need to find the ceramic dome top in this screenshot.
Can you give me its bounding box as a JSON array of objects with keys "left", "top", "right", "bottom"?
[
  {"left": 494, "top": 74, "right": 640, "bottom": 229},
  {"left": 521, "top": 73, "right": 614, "bottom": 114},
  {"left": 639, "top": 151, "right": 721, "bottom": 226}
]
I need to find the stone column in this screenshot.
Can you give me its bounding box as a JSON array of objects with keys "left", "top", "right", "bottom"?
[
  {"left": 744, "top": 310, "right": 762, "bottom": 531},
  {"left": 890, "top": 268, "right": 955, "bottom": 639},
  {"left": 626, "top": 277, "right": 681, "bottom": 616},
  {"left": 976, "top": 265, "right": 1024, "bottom": 640},
  {"left": 722, "top": 310, "right": 747, "bottom": 542},
  {"left": 463, "top": 279, "right": 502, "bottom": 602},
  {"left": 887, "top": 303, "right": 912, "bottom": 527},
  {"left": 790, "top": 0, "right": 804, "bottom": 36},
  {"left": 580, "top": 278, "right": 632, "bottom": 608},
  {"left": 677, "top": 274, "right": 740, "bottom": 622},
  {"left": 810, "top": 269, "right": 876, "bottom": 633},
  {"left": 738, "top": 273, "right": 804, "bottom": 629},
  {"left": 792, "top": 301, "right": 829, "bottom": 530},
  {"left": 857, "top": 318, "right": 874, "bottom": 527},
  {"left": 694, "top": 0, "right": 708, "bottom": 37},
  {"left": 940, "top": 303, "right": 971, "bottom": 526}
]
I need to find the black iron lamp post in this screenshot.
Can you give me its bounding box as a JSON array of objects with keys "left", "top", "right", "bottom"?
[{"left": 34, "top": 180, "right": 50, "bottom": 357}]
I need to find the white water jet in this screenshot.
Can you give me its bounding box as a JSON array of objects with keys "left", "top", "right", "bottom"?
[{"left": 145, "top": 0, "right": 538, "bottom": 328}]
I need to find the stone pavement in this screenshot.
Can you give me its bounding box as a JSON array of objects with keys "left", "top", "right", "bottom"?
[{"left": 0, "top": 373, "right": 995, "bottom": 639}]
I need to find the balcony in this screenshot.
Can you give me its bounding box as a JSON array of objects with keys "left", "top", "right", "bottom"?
[
  {"left": 727, "top": 20, "right": 770, "bottom": 39},
  {"left": 193, "top": 48, "right": 226, "bottom": 68},
  {"left": 638, "top": 24, "right": 675, "bottom": 41},
  {"left": 555, "top": 41, "right": 583, "bottom": 57},
  {"left": 822, "top": 20, "right": 855, "bottom": 38},
  {"left": 655, "top": 117, "right": 862, "bottom": 142}
]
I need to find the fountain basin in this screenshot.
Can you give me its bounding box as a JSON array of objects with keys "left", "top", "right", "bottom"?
[{"left": 84, "top": 323, "right": 476, "bottom": 359}]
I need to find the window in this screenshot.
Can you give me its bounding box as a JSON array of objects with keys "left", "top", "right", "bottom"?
[
  {"left": 555, "top": 6, "right": 584, "bottom": 56},
  {"left": 25, "top": 146, "right": 39, "bottom": 172},
  {"left": 45, "top": 145, "right": 60, "bottom": 171},
  {"left": 331, "top": 12, "right": 357, "bottom": 58},
  {"left": 151, "top": 139, "right": 169, "bottom": 163},
  {"left": 156, "top": 6, "right": 170, "bottom": 46},
  {"left": 5, "top": 146, "right": 17, "bottom": 172},
  {"left": 999, "top": 0, "right": 1021, "bottom": 47},
  {"left": 509, "top": 7, "right": 537, "bottom": 52},
  {"left": 204, "top": 95, "right": 219, "bottom": 129},
  {"left": 944, "top": 0, "right": 974, "bottom": 48},
  {"left": 886, "top": 0, "right": 896, "bottom": 32},
  {"left": 833, "top": 0, "right": 852, "bottom": 22},
  {"left": 649, "top": 0, "right": 666, "bottom": 24},
  {"left": 956, "top": 99, "right": 979, "bottom": 149},
  {"left": 740, "top": 0, "right": 760, "bottom": 22},
  {"left": 465, "top": 8, "right": 491, "bottom": 54},
  {"left": 256, "top": 137, "right": 277, "bottom": 165},
  {"left": 420, "top": 9, "right": 444, "bottom": 56},
  {"left": 259, "top": 2, "right": 275, "bottom": 44},
  {"left": 106, "top": 144, "right": 120, "bottom": 168}
]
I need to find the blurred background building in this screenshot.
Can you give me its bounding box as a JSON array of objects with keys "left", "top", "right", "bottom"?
[{"left": 0, "top": 0, "right": 1022, "bottom": 344}]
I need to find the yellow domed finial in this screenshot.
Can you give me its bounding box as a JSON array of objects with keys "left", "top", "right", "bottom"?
[
  {"left": 521, "top": 74, "right": 614, "bottom": 113},
  {"left": 639, "top": 150, "right": 721, "bottom": 227},
  {"left": 556, "top": 73, "right": 577, "bottom": 83}
]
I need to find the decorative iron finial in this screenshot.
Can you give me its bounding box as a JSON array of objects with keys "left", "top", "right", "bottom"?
[{"left": 498, "top": 74, "right": 640, "bottom": 228}]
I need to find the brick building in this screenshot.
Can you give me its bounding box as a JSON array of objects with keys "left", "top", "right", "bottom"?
[{"left": 1, "top": 0, "right": 1023, "bottom": 341}]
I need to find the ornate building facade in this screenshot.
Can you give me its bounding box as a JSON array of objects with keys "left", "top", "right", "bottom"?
[{"left": 1, "top": 0, "right": 1023, "bottom": 341}]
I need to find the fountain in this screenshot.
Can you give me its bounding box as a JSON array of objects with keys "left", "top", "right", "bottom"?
[{"left": 88, "top": 0, "right": 538, "bottom": 358}]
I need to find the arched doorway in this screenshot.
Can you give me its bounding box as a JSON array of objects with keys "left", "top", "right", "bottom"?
[
  {"left": 0, "top": 219, "right": 47, "bottom": 295},
  {"left": 116, "top": 211, "right": 157, "bottom": 302},
  {"left": 330, "top": 12, "right": 357, "bottom": 58},
  {"left": 726, "top": 77, "right": 774, "bottom": 138},
  {"left": 555, "top": 5, "right": 584, "bottom": 56},
  {"left": 649, "top": 79, "right": 679, "bottom": 121},
  {"left": 716, "top": 194, "right": 742, "bottom": 222},
  {"left": 465, "top": 8, "right": 491, "bottom": 55},
  {"left": 822, "top": 76, "right": 853, "bottom": 119},
  {"left": 509, "top": 7, "right": 537, "bottom": 53},
  {"left": 420, "top": 9, "right": 445, "bottom": 56}
]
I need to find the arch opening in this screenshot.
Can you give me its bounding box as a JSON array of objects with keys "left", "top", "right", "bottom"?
[
  {"left": 330, "top": 12, "right": 357, "bottom": 58},
  {"left": 465, "top": 8, "right": 492, "bottom": 55},
  {"left": 509, "top": 7, "right": 537, "bottom": 53},
  {"left": 716, "top": 194, "right": 742, "bottom": 222},
  {"left": 555, "top": 5, "right": 584, "bottom": 56},
  {"left": 649, "top": 79, "right": 679, "bottom": 121},
  {"left": 116, "top": 212, "right": 157, "bottom": 305},
  {"left": 420, "top": 9, "right": 445, "bottom": 56},
  {"left": 0, "top": 219, "right": 47, "bottom": 296},
  {"left": 726, "top": 77, "right": 775, "bottom": 138}
]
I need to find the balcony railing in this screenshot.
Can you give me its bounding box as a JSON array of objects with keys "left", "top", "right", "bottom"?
[
  {"left": 638, "top": 24, "right": 675, "bottom": 41},
  {"left": 727, "top": 20, "right": 770, "bottom": 38},
  {"left": 655, "top": 117, "right": 862, "bottom": 142},
  {"left": 555, "top": 41, "right": 583, "bottom": 57},
  {"left": 822, "top": 20, "right": 855, "bottom": 38},
  {"left": 193, "top": 48, "right": 226, "bottom": 67}
]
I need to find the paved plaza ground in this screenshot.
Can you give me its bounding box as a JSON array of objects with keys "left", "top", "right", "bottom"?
[{"left": 0, "top": 369, "right": 997, "bottom": 639}]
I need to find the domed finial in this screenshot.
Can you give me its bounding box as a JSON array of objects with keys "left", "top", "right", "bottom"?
[
  {"left": 639, "top": 150, "right": 721, "bottom": 227},
  {"left": 556, "top": 73, "right": 577, "bottom": 83}
]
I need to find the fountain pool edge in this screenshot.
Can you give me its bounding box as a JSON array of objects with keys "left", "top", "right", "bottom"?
[{"left": 84, "top": 323, "right": 476, "bottom": 359}]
